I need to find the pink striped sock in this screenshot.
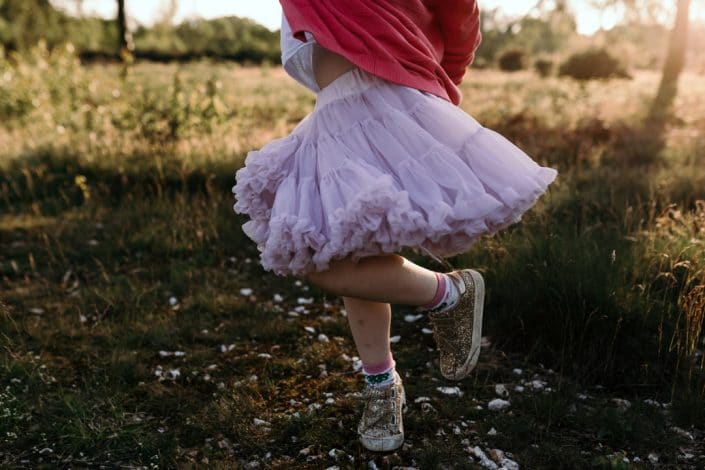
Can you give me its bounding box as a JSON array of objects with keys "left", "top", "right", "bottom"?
[
  {"left": 421, "top": 272, "right": 460, "bottom": 313},
  {"left": 421, "top": 272, "right": 447, "bottom": 310},
  {"left": 362, "top": 351, "right": 395, "bottom": 375}
]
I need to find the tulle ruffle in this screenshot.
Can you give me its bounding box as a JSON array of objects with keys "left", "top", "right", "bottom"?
[{"left": 233, "top": 68, "right": 557, "bottom": 276}]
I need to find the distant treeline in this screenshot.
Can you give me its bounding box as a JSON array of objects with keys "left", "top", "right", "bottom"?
[
  {"left": 0, "top": 0, "right": 281, "bottom": 64},
  {"left": 1, "top": 0, "right": 703, "bottom": 70}
]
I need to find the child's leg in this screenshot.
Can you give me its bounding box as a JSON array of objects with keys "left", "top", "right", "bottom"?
[
  {"left": 343, "top": 296, "right": 392, "bottom": 366},
  {"left": 308, "top": 254, "right": 439, "bottom": 306}
]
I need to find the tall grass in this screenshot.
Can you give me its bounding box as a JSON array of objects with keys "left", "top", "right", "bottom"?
[{"left": 2, "top": 44, "right": 704, "bottom": 398}]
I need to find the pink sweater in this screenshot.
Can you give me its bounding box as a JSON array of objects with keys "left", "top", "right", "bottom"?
[{"left": 279, "top": 0, "right": 482, "bottom": 105}]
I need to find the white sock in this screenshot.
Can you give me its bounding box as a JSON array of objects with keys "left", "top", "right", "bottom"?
[
  {"left": 422, "top": 273, "right": 462, "bottom": 313},
  {"left": 363, "top": 360, "right": 396, "bottom": 388}
]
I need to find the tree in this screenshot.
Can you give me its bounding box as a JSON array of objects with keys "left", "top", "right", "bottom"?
[
  {"left": 649, "top": 0, "right": 692, "bottom": 120},
  {"left": 116, "top": 0, "right": 133, "bottom": 60},
  {"left": 590, "top": 0, "right": 692, "bottom": 119}
]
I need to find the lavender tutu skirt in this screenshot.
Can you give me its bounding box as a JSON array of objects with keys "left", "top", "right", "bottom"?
[{"left": 233, "top": 67, "right": 557, "bottom": 276}]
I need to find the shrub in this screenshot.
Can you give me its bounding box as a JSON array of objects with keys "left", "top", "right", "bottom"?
[
  {"left": 471, "top": 56, "right": 489, "bottom": 70},
  {"left": 497, "top": 48, "right": 528, "bottom": 72},
  {"left": 559, "top": 48, "right": 631, "bottom": 80},
  {"left": 534, "top": 58, "right": 554, "bottom": 78}
]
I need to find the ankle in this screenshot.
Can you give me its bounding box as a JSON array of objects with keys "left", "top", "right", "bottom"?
[
  {"left": 363, "top": 353, "right": 396, "bottom": 388},
  {"left": 420, "top": 272, "right": 461, "bottom": 313}
]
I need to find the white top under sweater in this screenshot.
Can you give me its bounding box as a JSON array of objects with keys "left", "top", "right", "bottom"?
[{"left": 280, "top": 13, "right": 320, "bottom": 93}]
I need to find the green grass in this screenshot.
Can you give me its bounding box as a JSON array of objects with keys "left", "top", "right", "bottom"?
[{"left": 1, "top": 46, "right": 705, "bottom": 466}]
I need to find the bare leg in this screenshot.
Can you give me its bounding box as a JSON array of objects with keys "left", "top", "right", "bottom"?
[
  {"left": 343, "top": 297, "right": 392, "bottom": 366},
  {"left": 307, "top": 254, "right": 438, "bottom": 306}
]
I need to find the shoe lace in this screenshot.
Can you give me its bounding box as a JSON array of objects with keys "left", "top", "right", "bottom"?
[{"left": 360, "top": 386, "right": 397, "bottom": 430}]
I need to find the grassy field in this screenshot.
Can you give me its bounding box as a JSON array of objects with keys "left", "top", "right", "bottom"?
[{"left": 1, "top": 46, "right": 705, "bottom": 467}]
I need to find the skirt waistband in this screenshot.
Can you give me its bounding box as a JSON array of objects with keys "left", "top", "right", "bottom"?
[{"left": 314, "top": 67, "right": 385, "bottom": 109}]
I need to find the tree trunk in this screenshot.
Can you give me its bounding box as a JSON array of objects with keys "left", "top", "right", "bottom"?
[
  {"left": 649, "top": 0, "right": 691, "bottom": 120},
  {"left": 117, "top": 0, "right": 134, "bottom": 60}
]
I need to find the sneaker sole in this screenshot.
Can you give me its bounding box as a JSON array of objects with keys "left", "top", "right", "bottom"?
[
  {"left": 444, "top": 269, "right": 485, "bottom": 381},
  {"left": 359, "top": 388, "right": 406, "bottom": 452}
]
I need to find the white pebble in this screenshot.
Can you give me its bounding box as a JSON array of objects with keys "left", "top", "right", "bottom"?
[
  {"left": 471, "top": 447, "right": 498, "bottom": 469},
  {"left": 253, "top": 418, "right": 270, "bottom": 426},
  {"left": 29, "top": 307, "right": 45, "bottom": 315},
  {"left": 168, "top": 297, "right": 178, "bottom": 306},
  {"left": 352, "top": 358, "right": 363, "bottom": 371},
  {"left": 512, "top": 368, "right": 523, "bottom": 375},
  {"left": 612, "top": 398, "right": 632, "bottom": 409},
  {"left": 317, "top": 334, "right": 330, "bottom": 343},
  {"left": 414, "top": 396, "right": 431, "bottom": 403},
  {"left": 404, "top": 313, "right": 424, "bottom": 323},
  {"left": 421, "top": 328, "right": 433, "bottom": 335},
  {"left": 299, "top": 446, "right": 312, "bottom": 456},
  {"left": 671, "top": 426, "right": 694, "bottom": 440},
  {"left": 499, "top": 455, "right": 520, "bottom": 470},
  {"left": 239, "top": 288, "right": 253, "bottom": 296},
  {"left": 297, "top": 297, "right": 314, "bottom": 305},
  {"left": 390, "top": 335, "right": 401, "bottom": 343},
  {"left": 421, "top": 402, "right": 437, "bottom": 413},
  {"left": 325, "top": 397, "right": 335, "bottom": 405},
  {"left": 437, "top": 386, "right": 464, "bottom": 397},
  {"left": 257, "top": 353, "right": 272, "bottom": 359},
  {"left": 273, "top": 293, "right": 284, "bottom": 303},
  {"left": 494, "top": 384, "right": 509, "bottom": 397},
  {"left": 648, "top": 453, "right": 659, "bottom": 464},
  {"left": 487, "top": 427, "right": 497, "bottom": 435},
  {"left": 529, "top": 379, "right": 547, "bottom": 390},
  {"left": 488, "top": 398, "right": 510, "bottom": 411},
  {"left": 304, "top": 326, "right": 316, "bottom": 334},
  {"left": 514, "top": 385, "right": 525, "bottom": 392}
]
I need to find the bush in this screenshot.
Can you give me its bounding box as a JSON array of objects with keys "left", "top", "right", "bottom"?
[
  {"left": 471, "top": 56, "right": 489, "bottom": 70},
  {"left": 497, "top": 48, "right": 528, "bottom": 72},
  {"left": 534, "top": 58, "right": 554, "bottom": 78},
  {"left": 559, "top": 48, "right": 631, "bottom": 80},
  {"left": 0, "top": 42, "right": 88, "bottom": 126}
]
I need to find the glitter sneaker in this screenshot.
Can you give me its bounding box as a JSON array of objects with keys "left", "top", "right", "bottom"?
[
  {"left": 357, "top": 370, "right": 406, "bottom": 452},
  {"left": 428, "top": 269, "right": 485, "bottom": 380}
]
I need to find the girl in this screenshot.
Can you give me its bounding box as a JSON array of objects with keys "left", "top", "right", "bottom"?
[{"left": 233, "top": 0, "right": 557, "bottom": 452}]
